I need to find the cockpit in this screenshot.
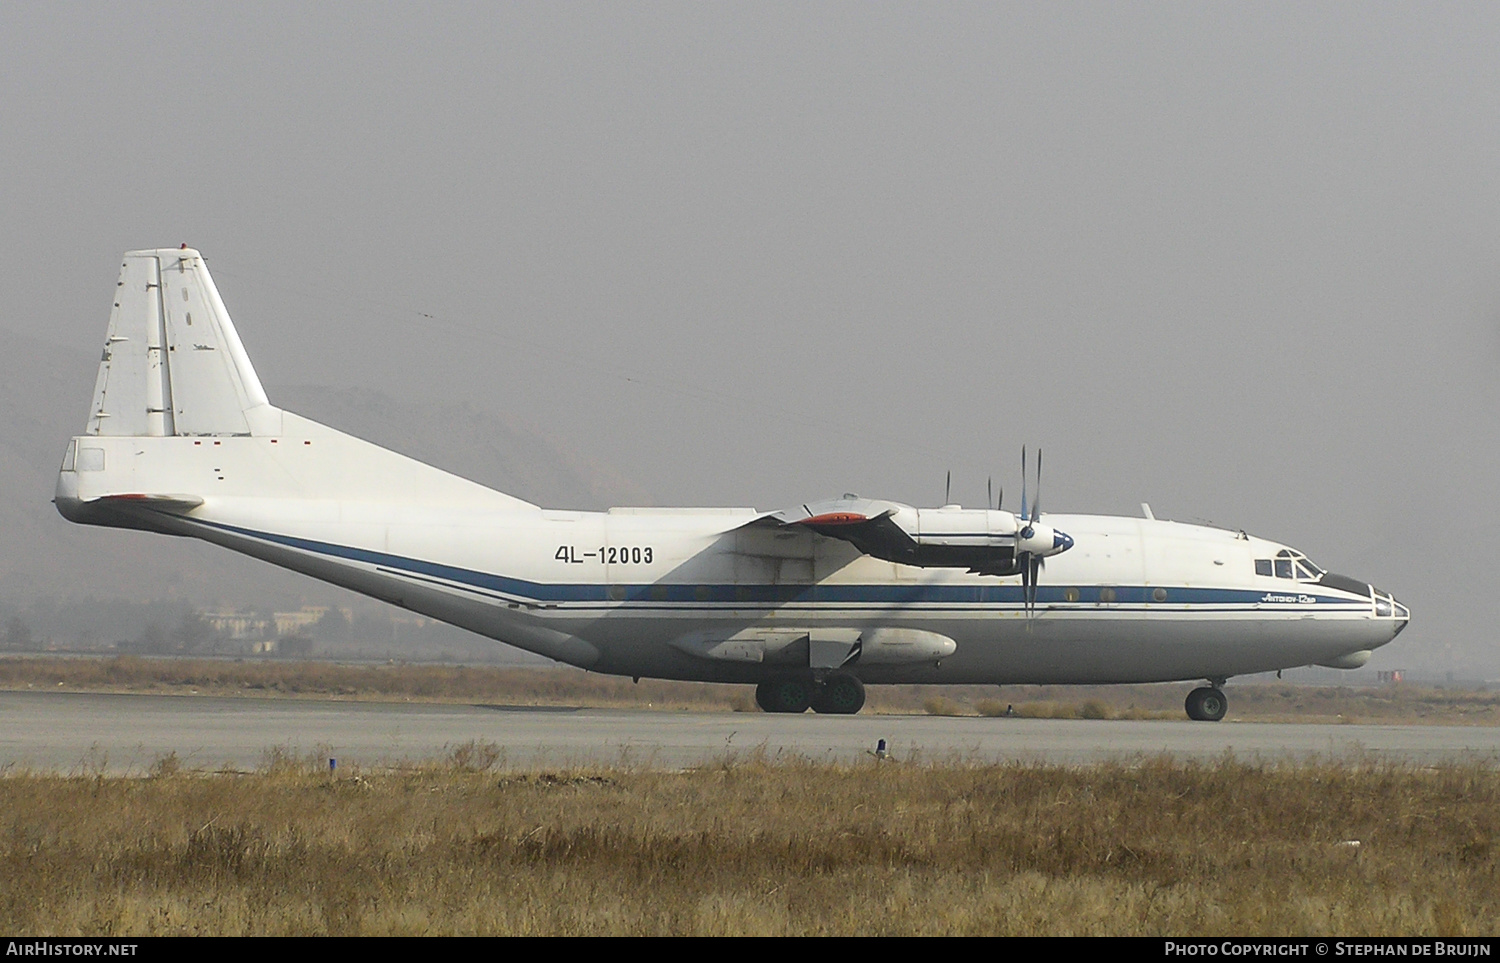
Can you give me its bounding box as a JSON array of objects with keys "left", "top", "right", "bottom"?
[
  {"left": 1257, "top": 548, "right": 1409, "bottom": 623},
  {"left": 1255, "top": 549, "right": 1324, "bottom": 582}
]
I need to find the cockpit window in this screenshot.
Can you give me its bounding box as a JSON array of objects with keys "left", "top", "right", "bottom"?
[{"left": 1259, "top": 551, "right": 1325, "bottom": 580}]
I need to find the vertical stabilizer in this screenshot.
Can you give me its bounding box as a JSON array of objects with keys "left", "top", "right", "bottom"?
[{"left": 87, "top": 249, "right": 276, "bottom": 437}]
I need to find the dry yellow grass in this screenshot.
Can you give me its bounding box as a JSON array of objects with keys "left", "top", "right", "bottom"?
[
  {"left": 2, "top": 655, "right": 1497, "bottom": 724},
  {"left": 0, "top": 655, "right": 752, "bottom": 710},
  {"left": 1, "top": 752, "right": 1497, "bottom": 935}
]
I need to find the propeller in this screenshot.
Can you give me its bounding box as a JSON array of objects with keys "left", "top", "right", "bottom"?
[
  {"left": 1016, "top": 446, "right": 1065, "bottom": 618},
  {"left": 1020, "top": 447, "right": 1028, "bottom": 524},
  {"left": 1022, "top": 447, "right": 1040, "bottom": 616}
]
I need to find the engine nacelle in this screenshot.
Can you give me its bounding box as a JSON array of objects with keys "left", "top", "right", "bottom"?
[
  {"left": 911, "top": 506, "right": 1018, "bottom": 548},
  {"left": 1015, "top": 521, "right": 1074, "bottom": 558},
  {"left": 768, "top": 495, "right": 1072, "bottom": 575}
]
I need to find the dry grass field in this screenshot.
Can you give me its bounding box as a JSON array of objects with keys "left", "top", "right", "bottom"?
[
  {"left": 1, "top": 654, "right": 1496, "bottom": 724},
  {"left": 1, "top": 752, "right": 1496, "bottom": 936}
]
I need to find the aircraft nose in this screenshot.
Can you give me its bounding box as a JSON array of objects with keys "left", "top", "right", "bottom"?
[
  {"left": 1320, "top": 573, "right": 1407, "bottom": 640},
  {"left": 1054, "top": 531, "right": 1073, "bottom": 552},
  {"left": 1390, "top": 596, "right": 1410, "bottom": 636},
  {"left": 1369, "top": 585, "right": 1409, "bottom": 641}
]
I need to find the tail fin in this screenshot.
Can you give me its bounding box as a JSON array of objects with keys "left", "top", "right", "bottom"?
[
  {"left": 62, "top": 248, "right": 538, "bottom": 524},
  {"left": 87, "top": 248, "right": 280, "bottom": 437}
]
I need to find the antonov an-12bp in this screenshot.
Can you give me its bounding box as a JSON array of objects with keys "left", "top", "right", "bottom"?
[{"left": 56, "top": 248, "right": 1409, "bottom": 720}]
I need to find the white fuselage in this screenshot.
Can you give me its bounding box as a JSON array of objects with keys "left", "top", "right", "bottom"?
[
  {"left": 56, "top": 247, "right": 1407, "bottom": 693},
  {"left": 56, "top": 419, "right": 1405, "bottom": 686}
]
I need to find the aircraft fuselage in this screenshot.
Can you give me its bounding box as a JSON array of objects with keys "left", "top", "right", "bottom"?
[
  {"left": 56, "top": 430, "right": 1405, "bottom": 688},
  {"left": 55, "top": 248, "right": 1410, "bottom": 718}
]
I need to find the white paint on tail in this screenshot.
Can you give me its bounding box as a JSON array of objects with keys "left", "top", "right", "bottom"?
[{"left": 89, "top": 249, "right": 274, "bottom": 438}]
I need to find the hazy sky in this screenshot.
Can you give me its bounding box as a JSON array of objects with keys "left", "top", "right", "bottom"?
[{"left": 3, "top": 3, "right": 1497, "bottom": 673}]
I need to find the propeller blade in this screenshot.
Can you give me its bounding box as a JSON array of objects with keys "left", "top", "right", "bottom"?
[
  {"left": 945, "top": 470, "right": 951, "bottom": 506},
  {"left": 1020, "top": 447, "right": 1028, "bottom": 522},
  {"left": 1033, "top": 448, "right": 1043, "bottom": 521},
  {"left": 988, "top": 477, "right": 993, "bottom": 512}
]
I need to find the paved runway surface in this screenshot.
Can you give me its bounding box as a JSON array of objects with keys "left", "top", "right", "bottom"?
[{"left": 4, "top": 690, "right": 1499, "bottom": 773}]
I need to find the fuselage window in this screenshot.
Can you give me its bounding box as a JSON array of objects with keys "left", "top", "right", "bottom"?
[
  {"left": 1255, "top": 559, "right": 1273, "bottom": 577},
  {"left": 1099, "top": 587, "right": 1118, "bottom": 603}
]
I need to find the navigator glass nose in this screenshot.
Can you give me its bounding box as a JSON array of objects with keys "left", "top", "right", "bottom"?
[
  {"left": 1054, "top": 532, "right": 1074, "bottom": 552},
  {"left": 1391, "top": 597, "right": 1410, "bottom": 635}
]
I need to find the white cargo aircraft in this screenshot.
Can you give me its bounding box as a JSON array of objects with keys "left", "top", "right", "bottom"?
[{"left": 56, "top": 249, "right": 1409, "bottom": 720}]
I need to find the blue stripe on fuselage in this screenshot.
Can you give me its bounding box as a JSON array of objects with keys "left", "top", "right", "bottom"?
[{"left": 185, "top": 518, "right": 1366, "bottom": 609}]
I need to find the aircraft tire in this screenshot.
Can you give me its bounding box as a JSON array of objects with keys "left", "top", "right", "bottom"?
[
  {"left": 810, "top": 674, "right": 866, "bottom": 715},
  {"left": 1185, "top": 686, "right": 1227, "bottom": 722},
  {"left": 755, "top": 679, "right": 813, "bottom": 713}
]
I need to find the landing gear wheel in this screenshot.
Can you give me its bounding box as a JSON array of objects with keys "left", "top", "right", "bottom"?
[
  {"left": 1185, "top": 686, "right": 1227, "bottom": 722},
  {"left": 755, "top": 679, "right": 813, "bottom": 713},
  {"left": 810, "top": 674, "right": 866, "bottom": 715}
]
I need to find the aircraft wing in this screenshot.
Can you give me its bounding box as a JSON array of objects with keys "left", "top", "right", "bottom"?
[
  {"left": 743, "top": 495, "right": 1026, "bottom": 575},
  {"left": 742, "top": 497, "right": 922, "bottom": 564},
  {"left": 765, "top": 503, "right": 917, "bottom": 557}
]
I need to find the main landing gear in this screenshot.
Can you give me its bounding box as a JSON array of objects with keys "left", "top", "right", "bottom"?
[
  {"left": 1185, "top": 683, "right": 1228, "bottom": 722},
  {"left": 755, "top": 674, "right": 866, "bottom": 715}
]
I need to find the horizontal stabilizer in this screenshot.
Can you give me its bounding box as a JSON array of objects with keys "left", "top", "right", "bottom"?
[{"left": 91, "top": 493, "right": 206, "bottom": 513}]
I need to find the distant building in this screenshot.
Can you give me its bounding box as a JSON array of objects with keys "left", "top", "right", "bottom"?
[
  {"left": 204, "top": 606, "right": 353, "bottom": 640},
  {"left": 204, "top": 611, "right": 270, "bottom": 639}
]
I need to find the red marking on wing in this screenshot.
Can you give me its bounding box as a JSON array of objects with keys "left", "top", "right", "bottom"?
[{"left": 799, "top": 512, "right": 869, "bottom": 526}]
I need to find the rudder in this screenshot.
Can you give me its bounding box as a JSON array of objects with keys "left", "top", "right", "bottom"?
[{"left": 87, "top": 248, "right": 279, "bottom": 438}]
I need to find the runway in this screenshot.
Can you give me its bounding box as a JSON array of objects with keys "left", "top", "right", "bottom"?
[{"left": 3, "top": 690, "right": 1498, "bottom": 773}]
